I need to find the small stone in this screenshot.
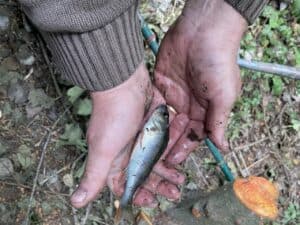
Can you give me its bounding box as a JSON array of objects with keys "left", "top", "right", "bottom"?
[
  {"left": 46, "top": 170, "right": 62, "bottom": 192},
  {"left": 16, "top": 45, "right": 35, "bottom": 66},
  {"left": 292, "top": 159, "right": 299, "bottom": 166},
  {"left": 0, "top": 142, "right": 8, "bottom": 155},
  {"left": 244, "top": 51, "right": 254, "bottom": 61},
  {"left": 62, "top": 173, "right": 74, "bottom": 188},
  {"left": 25, "top": 105, "right": 42, "bottom": 118},
  {"left": 7, "top": 79, "right": 28, "bottom": 104},
  {"left": 0, "top": 158, "right": 14, "bottom": 178},
  {"left": 186, "top": 182, "right": 198, "bottom": 190},
  {"left": 282, "top": 92, "right": 292, "bottom": 103},
  {"left": 0, "top": 44, "right": 11, "bottom": 60},
  {"left": 1, "top": 56, "right": 19, "bottom": 71},
  {"left": 0, "top": 10, "right": 9, "bottom": 31},
  {"left": 280, "top": 2, "right": 288, "bottom": 10}
]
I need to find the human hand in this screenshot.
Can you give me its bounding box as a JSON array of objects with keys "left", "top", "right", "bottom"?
[
  {"left": 154, "top": 0, "right": 247, "bottom": 165},
  {"left": 70, "top": 63, "right": 185, "bottom": 208}
]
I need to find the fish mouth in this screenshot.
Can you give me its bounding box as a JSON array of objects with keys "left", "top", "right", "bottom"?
[{"left": 155, "top": 104, "right": 169, "bottom": 118}]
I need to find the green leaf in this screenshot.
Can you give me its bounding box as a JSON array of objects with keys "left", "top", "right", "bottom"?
[
  {"left": 59, "top": 123, "right": 87, "bottom": 150},
  {"left": 17, "top": 145, "right": 33, "bottom": 169},
  {"left": 67, "top": 86, "right": 85, "bottom": 104},
  {"left": 295, "top": 48, "right": 300, "bottom": 66},
  {"left": 292, "top": 0, "right": 300, "bottom": 19},
  {"left": 76, "top": 98, "right": 92, "bottom": 116},
  {"left": 28, "top": 89, "right": 54, "bottom": 109},
  {"left": 271, "top": 77, "right": 284, "bottom": 96},
  {"left": 74, "top": 159, "right": 86, "bottom": 179},
  {"left": 291, "top": 119, "right": 300, "bottom": 132}
]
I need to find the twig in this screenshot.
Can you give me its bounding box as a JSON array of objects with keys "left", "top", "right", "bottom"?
[
  {"left": 189, "top": 154, "right": 209, "bottom": 186},
  {"left": 233, "top": 137, "right": 269, "bottom": 151},
  {"left": 24, "top": 107, "right": 69, "bottom": 225},
  {"left": 70, "top": 153, "right": 86, "bottom": 225},
  {"left": 37, "top": 35, "right": 75, "bottom": 122},
  {"left": 24, "top": 130, "right": 52, "bottom": 225},
  {"left": 237, "top": 150, "right": 250, "bottom": 176},
  {"left": 37, "top": 35, "right": 62, "bottom": 98},
  {"left": 81, "top": 203, "right": 92, "bottom": 225},
  {"left": 71, "top": 188, "right": 80, "bottom": 225},
  {"left": 231, "top": 152, "right": 247, "bottom": 177},
  {"left": 245, "top": 154, "right": 270, "bottom": 171},
  {"left": 38, "top": 153, "right": 85, "bottom": 185},
  {"left": 0, "top": 180, "right": 69, "bottom": 197}
]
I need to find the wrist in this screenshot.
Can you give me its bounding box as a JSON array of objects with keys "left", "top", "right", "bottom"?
[
  {"left": 182, "top": 0, "right": 247, "bottom": 32},
  {"left": 90, "top": 63, "right": 153, "bottom": 111}
]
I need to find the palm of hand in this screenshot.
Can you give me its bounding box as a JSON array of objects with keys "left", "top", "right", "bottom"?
[{"left": 154, "top": 15, "right": 243, "bottom": 165}]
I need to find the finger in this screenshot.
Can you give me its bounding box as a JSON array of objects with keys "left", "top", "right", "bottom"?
[
  {"left": 153, "top": 162, "right": 185, "bottom": 185},
  {"left": 205, "top": 70, "right": 240, "bottom": 151},
  {"left": 133, "top": 188, "right": 158, "bottom": 207},
  {"left": 156, "top": 181, "right": 181, "bottom": 200},
  {"left": 71, "top": 148, "right": 112, "bottom": 208},
  {"left": 189, "top": 96, "right": 206, "bottom": 121},
  {"left": 107, "top": 142, "right": 134, "bottom": 197},
  {"left": 143, "top": 172, "right": 182, "bottom": 200},
  {"left": 155, "top": 72, "right": 190, "bottom": 114},
  {"left": 161, "top": 113, "right": 189, "bottom": 159},
  {"left": 166, "top": 121, "right": 205, "bottom": 165},
  {"left": 142, "top": 173, "right": 163, "bottom": 193}
]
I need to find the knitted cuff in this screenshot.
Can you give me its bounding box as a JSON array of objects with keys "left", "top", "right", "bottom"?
[
  {"left": 224, "top": 0, "right": 269, "bottom": 24},
  {"left": 42, "top": 3, "right": 144, "bottom": 91}
]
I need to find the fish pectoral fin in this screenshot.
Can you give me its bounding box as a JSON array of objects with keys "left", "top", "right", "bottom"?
[{"left": 136, "top": 211, "right": 153, "bottom": 225}]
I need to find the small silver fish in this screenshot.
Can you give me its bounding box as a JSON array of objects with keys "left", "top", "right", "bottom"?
[{"left": 120, "top": 104, "right": 169, "bottom": 207}]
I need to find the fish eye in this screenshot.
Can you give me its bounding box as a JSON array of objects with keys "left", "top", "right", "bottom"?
[{"left": 163, "top": 112, "right": 168, "bottom": 118}]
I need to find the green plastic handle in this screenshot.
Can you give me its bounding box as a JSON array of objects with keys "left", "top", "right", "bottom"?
[{"left": 205, "top": 138, "right": 234, "bottom": 182}]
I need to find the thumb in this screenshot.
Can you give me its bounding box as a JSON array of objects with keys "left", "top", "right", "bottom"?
[{"left": 70, "top": 144, "right": 114, "bottom": 208}]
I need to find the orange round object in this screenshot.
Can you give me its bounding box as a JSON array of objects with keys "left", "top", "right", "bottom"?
[{"left": 233, "top": 176, "right": 279, "bottom": 220}]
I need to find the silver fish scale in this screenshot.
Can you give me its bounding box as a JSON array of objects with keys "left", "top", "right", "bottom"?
[{"left": 120, "top": 105, "right": 169, "bottom": 207}]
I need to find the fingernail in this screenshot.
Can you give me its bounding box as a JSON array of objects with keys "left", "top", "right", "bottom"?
[{"left": 71, "top": 189, "right": 87, "bottom": 203}]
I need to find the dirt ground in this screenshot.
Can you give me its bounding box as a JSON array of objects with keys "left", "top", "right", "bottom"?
[{"left": 0, "top": 1, "right": 299, "bottom": 225}]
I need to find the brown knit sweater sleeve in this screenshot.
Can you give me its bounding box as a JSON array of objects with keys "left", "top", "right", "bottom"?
[
  {"left": 18, "top": 0, "right": 144, "bottom": 91},
  {"left": 224, "top": 0, "right": 269, "bottom": 24}
]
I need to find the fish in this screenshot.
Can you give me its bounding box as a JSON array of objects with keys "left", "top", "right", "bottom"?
[{"left": 120, "top": 104, "right": 169, "bottom": 207}]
